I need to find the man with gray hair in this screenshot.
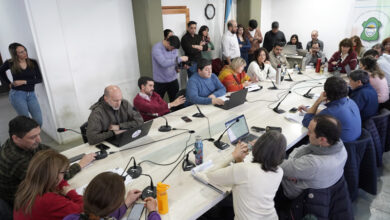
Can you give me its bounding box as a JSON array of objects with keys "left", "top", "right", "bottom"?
[
  {"left": 86, "top": 85, "right": 143, "bottom": 145},
  {"left": 306, "top": 30, "right": 324, "bottom": 51}
]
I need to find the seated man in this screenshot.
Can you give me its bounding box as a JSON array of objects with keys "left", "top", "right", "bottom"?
[
  {"left": 0, "top": 116, "right": 95, "bottom": 207},
  {"left": 304, "top": 42, "right": 326, "bottom": 66},
  {"left": 348, "top": 70, "right": 378, "bottom": 121},
  {"left": 87, "top": 85, "right": 143, "bottom": 145},
  {"left": 280, "top": 114, "right": 347, "bottom": 199},
  {"left": 299, "top": 76, "right": 361, "bottom": 142},
  {"left": 269, "top": 41, "right": 290, "bottom": 69},
  {"left": 186, "top": 58, "right": 226, "bottom": 105},
  {"left": 133, "top": 76, "right": 185, "bottom": 121}
]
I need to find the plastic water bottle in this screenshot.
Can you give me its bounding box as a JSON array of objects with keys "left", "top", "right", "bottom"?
[
  {"left": 157, "top": 182, "right": 170, "bottom": 214},
  {"left": 194, "top": 136, "right": 203, "bottom": 165}
]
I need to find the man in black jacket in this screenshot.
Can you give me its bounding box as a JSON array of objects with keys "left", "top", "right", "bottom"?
[
  {"left": 263, "top": 21, "right": 286, "bottom": 53},
  {"left": 181, "top": 21, "right": 208, "bottom": 78}
]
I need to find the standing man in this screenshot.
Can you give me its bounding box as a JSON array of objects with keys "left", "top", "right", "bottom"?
[
  {"left": 222, "top": 20, "right": 240, "bottom": 65},
  {"left": 245, "top": 19, "right": 263, "bottom": 63},
  {"left": 306, "top": 30, "right": 324, "bottom": 51},
  {"left": 152, "top": 35, "right": 187, "bottom": 102},
  {"left": 181, "top": 21, "right": 208, "bottom": 78},
  {"left": 86, "top": 85, "right": 143, "bottom": 145},
  {"left": 263, "top": 21, "right": 286, "bottom": 53},
  {"left": 269, "top": 41, "right": 290, "bottom": 69}
]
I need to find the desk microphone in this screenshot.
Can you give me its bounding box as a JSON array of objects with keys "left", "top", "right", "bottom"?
[
  {"left": 285, "top": 72, "right": 293, "bottom": 81},
  {"left": 126, "top": 158, "right": 142, "bottom": 179},
  {"left": 182, "top": 150, "right": 196, "bottom": 171},
  {"left": 303, "top": 84, "right": 322, "bottom": 99},
  {"left": 192, "top": 104, "right": 205, "bottom": 118},
  {"left": 57, "top": 128, "right": 81, "bottom": 134},
  {"left": 267, "top": 68, "right": 278, "bottom": 90},
  {"left": 141, "top": 174, "right": 156, "bottom": 200},
  {"left": 158, "top": 116, "right": 171, "bottom": 132},
  {"left": 273, "top": 91, "right": 292, "bottom": 114},
  {"left": 214, "top": 118, "right": 239, "bottom": 150}
]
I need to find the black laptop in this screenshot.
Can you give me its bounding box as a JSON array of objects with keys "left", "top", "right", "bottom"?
[
  {"left": 107, "top": 120, "right": 153, "bottom": 147},
  {"left": 215, "top": 88, "right": 248, "bottom": 110}
]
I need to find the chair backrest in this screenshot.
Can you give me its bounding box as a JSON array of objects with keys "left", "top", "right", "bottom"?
[
  {"left": 290, "top": 176, "right": 354, "bottom": 220},
  {"left": 0, "top": 199, "right": 12, "bottom": 220},
  {"left": 212, "top": 58, "right": 223, "bottom": 76},
  {"left": 80, "top": 122, "right": 88, "bottom": 143}
]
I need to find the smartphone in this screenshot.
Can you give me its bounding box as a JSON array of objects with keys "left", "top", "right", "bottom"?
[
  {"left": 289, "top": 107, "right": 298, "bottom": 113},
  {"left": 266, "top": 126, "right": 282, "bottom": 133},
  {"left": 127, "top": 203, "right": 144, "bottom": 220},
  {"left": 251, "top": 126, "right": 265, "bottom": 132},
  {"left": 96, "top": 143, "right": 110, "bottom": 151},
  {"left": 181, "top": 116, "right": 192, "bottom": 123}
]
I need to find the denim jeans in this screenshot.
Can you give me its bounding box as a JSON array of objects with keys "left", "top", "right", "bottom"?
[
  {"left": 9, "top": 89, "right": 43, "bottom": 126},
  {"left": 187, "top": 61, "right": 198, "bottom": 78}
]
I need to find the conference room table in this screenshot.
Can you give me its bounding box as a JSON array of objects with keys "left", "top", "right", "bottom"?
[{"left": 61, "top": 69, "right": 335, "bottom": 220}]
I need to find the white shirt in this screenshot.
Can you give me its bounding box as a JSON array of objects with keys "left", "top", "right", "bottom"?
[
  {"left": 206, "top": 155, "right": 282, "bottom": 220},
  {"left": 378, "top": 53, "right": 390, "bottom": 89},
  {"left": 247, "top": 61, "right": 276, "bottom": 81},
  {"left": 222, "top": 31, "right": 240, "bottom": 60}
]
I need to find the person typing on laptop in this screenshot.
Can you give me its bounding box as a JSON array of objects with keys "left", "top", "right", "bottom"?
[
  {"left": 186, "top": 58, "right": 226, "bottom": 106},
  {"left": 86, "top": 85, "right": 144, "bottom": 145}
]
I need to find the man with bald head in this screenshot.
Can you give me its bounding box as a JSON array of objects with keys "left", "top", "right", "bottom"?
[
  {"left": 306, "top": 30, "right": 324, "bottom": 51},
  {"left": 86, "top": 85, "right": 143, "bottom": 145}
]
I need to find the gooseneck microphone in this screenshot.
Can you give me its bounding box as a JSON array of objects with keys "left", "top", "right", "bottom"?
[
  {"left": 158, "top": 116, "right": 171, "bottom": 132},
  {"left": 273, "top": 91, "right": 292, "bottom": 114},
  {"left": 285, "top": 72, "right": 293, "bottom": 82},
  {"left": 214, "top": 118, "right": 240, "bottom": 150},
  {"left": 141, "top": 174, "right": 156, "bottom": 200},
  {"left": 303, "top": 88, "right": 315, "bottom": 99},
  {"left": 57, "top": 128, "right": 81, "bottom": 134},
  {"left": 192, "top": 104, "right": 205, "bottom": 118},
  {"left": 126, "top": 157, "right": 142, "bottom": 179},
  {"left": 182, "top": 151, "right": 196, "bottom": 171},
  {"left": 267, "top": 68, "right": 278, "bottom": 90}
]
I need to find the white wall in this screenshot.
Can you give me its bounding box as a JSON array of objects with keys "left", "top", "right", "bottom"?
[
  {"left": 0, "top": 0, "right": 57, "bottom": 141},
  {"left": 23, "top": 0, "right": 140, "bottom": 143},
  {"left": 161, "top": 0, "right": 237, "bottom": 59},
  {"left": 261, "top": 0, "right": 356, "bottom": 58}
]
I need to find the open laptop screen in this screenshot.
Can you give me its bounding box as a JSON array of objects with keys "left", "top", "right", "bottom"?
[{"left": 225, "top": 115, "right": 250, "bottom": 144}]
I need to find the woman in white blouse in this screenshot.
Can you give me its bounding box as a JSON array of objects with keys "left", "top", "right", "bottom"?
[
  {"left": 246, "top": 47, "right": 276, "bottom": 81},
  {"left": 205, "top": 131, "right": 286, "bottom": 220}
]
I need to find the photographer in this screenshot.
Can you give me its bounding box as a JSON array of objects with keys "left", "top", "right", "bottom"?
[{"left": 152, "top": 35, "right": 188, "bottom": 102}]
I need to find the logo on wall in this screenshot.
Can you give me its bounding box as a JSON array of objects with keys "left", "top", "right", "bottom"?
[{"left": 360, "top": 17, "right": 382, "bottom": 41}]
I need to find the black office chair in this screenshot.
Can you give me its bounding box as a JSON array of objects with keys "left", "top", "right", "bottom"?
[{"left": 80, "top": 122, "right": 88, "bottom": 143}]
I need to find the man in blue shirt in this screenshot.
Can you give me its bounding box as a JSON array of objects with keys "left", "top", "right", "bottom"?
[
  {"left": 186, "top": 59, "right": 226, "bottom": 105},
  {"left": 348, "top": 70, "right": 378, "bottom": 121},
  {"left": 299, "top": 76, "right": 361, "bottom": 142},
  {"left": 152, "top": 35, "right": 188, "bottom": 102}
]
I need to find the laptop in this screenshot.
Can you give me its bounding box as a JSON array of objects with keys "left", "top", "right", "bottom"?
[
  {"left": 283, "top": 45, "right": 297, "bottom": 55},
  {"left": 225, "top": 115, "right": 258, "bottom": 144},
  {"left": 107, "top": 120, "right": 153, "bottom": 147},
  {"left": 216, "top": 88, "right": 248, "bottom": 110}
]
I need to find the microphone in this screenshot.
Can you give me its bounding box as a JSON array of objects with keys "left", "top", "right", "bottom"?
[
  {"left": 57, "top": 128, "right": 81, "bottom": 134},
  {"left": 172, "top": 128, "right": 195, "bottom": 133},
  {"left": 158, "top": 116, "right": 171, "bottom": 132},
  {"left": 267, "top": 69, "right": 278, "bottom": 90},
  {"left": 285, "top": 72, "right": 293, "bottom": 82},
  {"left": 141, "top": 174, "right": 156, "bottom": 200},
  {"left": 273, "top": 91, "right": 292, "bottom": 114},
  {"left": 192, "top": 104, "right": 205, "bottom": 118},
  {"left": 126, "top": 157, "right": 142, "bottom": 179},
  {"left": 303, "top": 84, "right": 322, "bottom": 99},
  {"left": 214, "top": 118, "right": 240, "bottom": 150},
  {"left": 182, "top": 150, "right": 196, "bottom": 171}
]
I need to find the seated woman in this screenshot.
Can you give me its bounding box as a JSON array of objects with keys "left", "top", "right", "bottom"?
[
  {"left": 64, "top": 172, "right": 160, "bottom": 220},
  {"left": 360, "top": 55, "right": 389, "bottom": 104},
  {"left": 287, "top": 34, "right": 303, "bottom": 49},
  {"left": 204, "top": 131, "right": 286, "bottom": 219},
  {"left": 247, "top": 47, "right": 276, "bottom": 81},
  {"left": 218, "top": 57, "right": 251, "bottom": 92},
  {"left": 328, "top": 38, "right": 358, "bottom": 73},
  {"left": 351, "top": 35, "right": 365, "bottom": 58},
  {"left": 14, "top": 149, "right": 83, "bottom": 220}
]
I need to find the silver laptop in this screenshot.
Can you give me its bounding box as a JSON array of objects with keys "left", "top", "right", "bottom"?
[
  {"left": 225, "top": 115, "right": 258, "bottom": 144},
  {"left": 283, "top": 45, "right": 297, "bottom": 55}
]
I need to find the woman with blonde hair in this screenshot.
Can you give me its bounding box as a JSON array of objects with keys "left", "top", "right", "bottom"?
[
  {"left": 13, "top": 149, "right": 83, "bottom": 220},
  {"left": 218, "top": 57, "right": 251, "bottom": 92}
]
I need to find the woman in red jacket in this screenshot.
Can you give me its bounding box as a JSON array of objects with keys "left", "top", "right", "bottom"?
[
  {"left": 13, "top": 149, "right": 83, "bottom": 220},
  {"left": 328, "top": 38, "right": 358, "bottom": 73}
]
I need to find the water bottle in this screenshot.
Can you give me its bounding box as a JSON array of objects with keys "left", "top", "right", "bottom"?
[
  {"left": 157, "top": 182, "right": 170, "bottom": 214},
  {"left": 276, "top": 64, "right": 281, "bottom": 85},
  {"left": 194, "top": 136, "right": 203, "bottom": 165}
]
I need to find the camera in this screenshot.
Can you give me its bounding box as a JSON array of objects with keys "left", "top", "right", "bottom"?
[{"left": 178, "top": 61, "right": 192, "bottom": 69}]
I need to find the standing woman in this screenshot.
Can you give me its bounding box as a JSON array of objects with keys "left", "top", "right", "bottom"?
[
  {"left": 0, "top": 43, "right": 43, "bottom": 126},
  {"left": 351, "top": 35, "right": 366, "bottom": 58},
  {"left": 13, "top": 149, "right": 83, "bottom": 220},
  {"left": 237, "top": 24, "right": 251, "bottom": 69},
  {"left": 198, "top": 25, "right": 215, "bottom": 61}
]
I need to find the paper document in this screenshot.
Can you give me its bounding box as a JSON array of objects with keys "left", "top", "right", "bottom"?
[
  {"left": 191, "top": 160, "right": 230, "bottom": 194},
  {"left": 285, "top": 113, "right": 304, "bottom": 123},
  {"left": 245, "top": 84, "right": 261, "bottom": 92}
]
